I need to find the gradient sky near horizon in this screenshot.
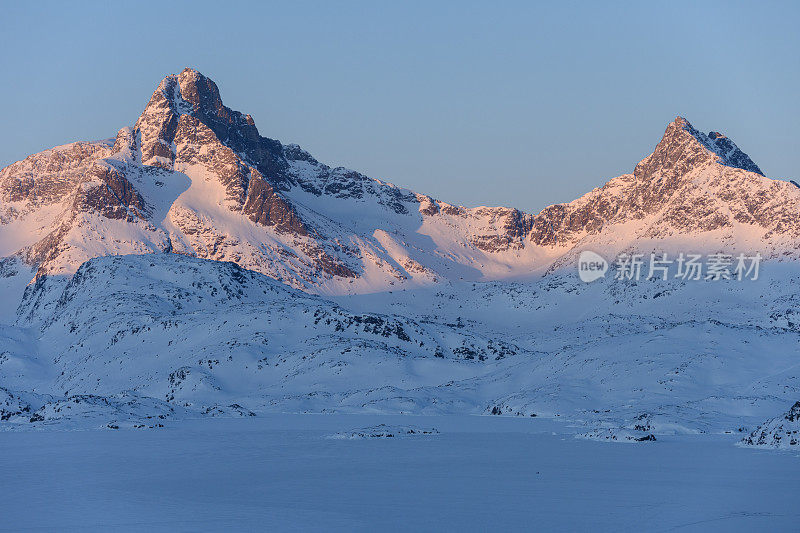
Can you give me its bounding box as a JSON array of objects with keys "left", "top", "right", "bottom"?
[{"left": 1, "top": 1, "right": 797, "bottom": 213}]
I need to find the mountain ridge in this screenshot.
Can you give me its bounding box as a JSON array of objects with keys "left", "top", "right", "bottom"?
[{"left": 1, "top": 68, "right": 798, "bottom": 297}]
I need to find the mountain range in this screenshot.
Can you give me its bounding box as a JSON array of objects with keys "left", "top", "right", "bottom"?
[{"left": 0, "top": 68, "right": 798, "bottom": 448}]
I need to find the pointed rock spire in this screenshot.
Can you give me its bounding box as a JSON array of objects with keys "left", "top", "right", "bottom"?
[
  {"left": 639, "top": 116, "right": 763, "bottom": 181},
  {"left": 133, "top": 68, "right": 287, "bottom": 182},
  {"left": 128, "top": 68, "right": 309, "bottom": 236}
]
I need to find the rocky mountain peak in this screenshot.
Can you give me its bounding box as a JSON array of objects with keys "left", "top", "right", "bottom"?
[
  {"left": 140, "top": 68, "right": 227, "bottom": 122},
  {"left": 175, "top": 68, "right": 223, "bottom": 113},
  {"left": 621, "top": 116, "right": 765, "bottom": 218},
  {"left": 173, "top": 68, "right": 260, "bottom": 146},
  {"left": 642, "top": 116, "right": 763, "bottom": 178},
  {"left": 134, "top": 68, "right": 287, "bottom": 182}
]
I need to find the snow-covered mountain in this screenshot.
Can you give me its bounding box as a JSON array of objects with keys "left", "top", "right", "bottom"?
[
  {"left": 3, "top": 68, "right": 799, "bottom": 297},
  {"left": 1, "top": 68, "right": 544, "bottom": 294},
  {"left": 1, "top": 68, "right": 798, "bottom": 444}
]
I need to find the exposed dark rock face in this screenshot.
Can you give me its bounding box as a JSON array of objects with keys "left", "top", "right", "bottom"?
[
  {"left": 136, "top": 76, "right": 181, "bottom": 168},
  {"left": 134, "top": 68, "right": 310, "bottom": 236},
  {"left": 418, "top": 196, "right": 440, "bottom": 216},
  {"left": 471, "top": 208, "right": 534, "bottom": 252},
  {"left": 175, "top": 68, "right": 287, "bottom": 184},
  {"left": 627, "top": 117, "right": 729, "bottom": 219},
  {"left": 743, "top": 401, "right": 800, "bottom": 448},
  {"left": 706, "top": 130, "right": 763, "bottom": 175},
  {"left": 530, "top": 199, "right": 616, "bottom": 246},
  {"left": 0, "top": 140, "right": 151, "bottom": 274},
  {"left": 627, "top": 118, "right": 764, "bottom": 222},
  {"left": 112, "top": 127, "right": 137, "bottom": 155},
  {"left": 441, "top": 204, "right": 464, "bottom": 216},
  {"left": 788, "top": 401, "right": 800, "bottom": 422},
  {"left": 635, "top": 118, "right": 762, "bottom": 184},
  {"left": 243, "top": 169, "right": 308, "bottom": 234},
  {"left": 0, "top": 388, "right": 32, "bottom": 422},
  {"left": 528, "top": 116, "right": 793, "bottom": 245},
  {"left": 173, "top": 114, "right": 252, "bottom": 208},
  {"left": 0, "top": 142, "right": 111, "bottom": 206},
  {"left": 23, "top": 223, "right": 71, "bottom": 270},
  {"left": 76, "top": 164, "right": 148, "bottom": 221},
  {"left": 288, "top": 163, "right": 415, "bottom": 216},
  {"left": 299, "top": 243, "right": 357, "bottom": 278},
  {"left": 283, "top": 144, "right": 319, "bottom": 165}
]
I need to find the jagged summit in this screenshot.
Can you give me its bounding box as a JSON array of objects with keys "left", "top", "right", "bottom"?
[
  {"left": 656, "top": 116, "right": 763, "bottom": 175},
  {"left": 145, "top": 67, "right": 245, "bottom": 121},
  {"left": 135, "top": 68, "right": 286, "bottom": 180},
  {"left": 172, "top": 68, "right": 258, "bottom": 133}
]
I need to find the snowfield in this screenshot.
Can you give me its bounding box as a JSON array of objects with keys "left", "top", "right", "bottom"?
[{"left": 0, "top": 415, "right": 797, "bottom": 532}]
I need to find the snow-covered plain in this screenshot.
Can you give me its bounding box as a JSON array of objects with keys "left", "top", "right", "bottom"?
[{"left": 1, "top": 415, "right": 797, "bottom": 532}]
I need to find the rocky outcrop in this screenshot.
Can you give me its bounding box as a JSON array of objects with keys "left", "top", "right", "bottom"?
[
  {"left": 75, "top": 164, "right": 148, "bottom": 221},
  {"left": 742, "top": 401, "right": 800, "bottom": 449},
  {"left": 706, "top": 130, "right": 763, "bottom": 175},
  {"left": 529, "top": 181, "right": 628, "bottom": 246},
  {"left": 471, "top": 208, "right": 533, "bottom": 252},
  {"left": 175, "top": 68, "right": 287, "bottom": 182},
  {"left": 0, "top": 141, "right": 111, "bottom": 208},
  {"left": 242, "top": 169, "right": 307, "bottom": 234},
  {"left": 134, "top": 69, "right": 310, "bottom": 234},
  {"left": 134, "top": 68, "right": 287, "bottom": 191}
]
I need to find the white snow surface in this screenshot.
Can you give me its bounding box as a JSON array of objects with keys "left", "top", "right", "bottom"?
[
  {"left": 0, "top": 415, "right": 798, "bottom": 532},
  {"left": 1, "top": 252, "right": 798, "bottom": 446}
]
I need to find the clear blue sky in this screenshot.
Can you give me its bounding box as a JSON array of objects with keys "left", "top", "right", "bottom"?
[{"left": 1, "top": 1, "right": 797, "bottom": 212}]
